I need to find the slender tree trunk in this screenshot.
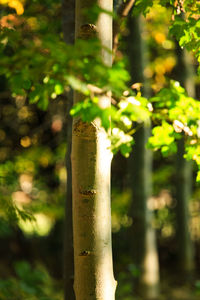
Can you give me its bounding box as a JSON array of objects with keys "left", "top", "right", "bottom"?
[
  {"left": 176, "top": 138, "right": 194, "bottom": 275},
  {"left": 62, "top": 1, "right": 75, "bottom": 299},
  {"left": 175, "top": 47, "right": 195, "bottom": 278},
  {"left": 127, "top": 15, "right": 159, "bottom": 299},
  {"left": 64, "top": 91, "right": 75, "bottom": 300},
  {"left": 71, "top": 1, "right": 117, "bottom": 299}
]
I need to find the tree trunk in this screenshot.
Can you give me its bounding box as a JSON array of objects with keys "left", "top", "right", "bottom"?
[
  {"left": 176, "top": 138, "right": 194, "bottom": 275},
  {"left": 64, "top": 91, "right": 75, "bottom": 300},
  {"left": 127, "top": 15, "right": 159, "bottom": 299},
  {"left": 62, "top": 1, "right": 75, "bottom": 298},
  {"left": 175, "top": 47, "right": 195, "bottom": 278},
  {"left": 71, "top": 1, "right": 117, "bottom": 299}
]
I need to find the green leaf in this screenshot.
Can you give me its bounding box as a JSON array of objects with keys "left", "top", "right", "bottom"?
[
  {"left": 29, "top": 85, "right": 42, "bottom": 104},
  {"left": 133, "top": 0, "right": 153, "bottom": 16},
  {"left": 110, "top": 128, "right": 134, "bottom": 157},
  {"left": 67, "top": 76, "right": 89, "bottom": 95},
  {"left": 54, "top": 83, "right": 64, "bottom": 95},
  {"left": 38, "top": 94, "right": 49, "bottom": 110},
  {"left": 23, "top": 80, "right": 31, "bottom": 90},
  {"left": 148, "top": 121, "right": 175, "bottom": 152},
  {"left": 10, "top": 74, "right": 25, "bottom": 95}
]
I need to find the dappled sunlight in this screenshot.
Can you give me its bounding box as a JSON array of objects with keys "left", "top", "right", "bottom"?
[
  {"left": 148, "top": 189, "right": 173, "bottom": 211},
  {"left": 111, "top": 190, "right": 132, "bottom": 232},
  {"left": 19, "top": 174, "right": 33, "bottom": 194},
  {"left": 18, "top": 106, "right": 30, "bottom": 120},
  {"left": 0, "top": 0, "right": 25, "bottom": 15},
  {"left": 20, "top": 136, "right": 31, "bottom": 148},
  {"left": 19, "top": 213, "right": 54, "bottom": 236},
  {"left": 57, "top": 166, "right": 67, "bottom": 183},
  {"left": 51, "top": 117, "right": 63, "bottom": 133},
  {"left": 12, "top": 190, "right": 31, "bottom": 205},
  {"left": 143, "top": 251, "right": 159, "bottom": 286},
  {"left": 190, "top": 200, "right": 200, "bottom": 240},
  {"left": 0, "top": 13, "right": 22, "bottom": 28},
  {"left": 0, "top": 0, "right": 200, "bottom": 299}
]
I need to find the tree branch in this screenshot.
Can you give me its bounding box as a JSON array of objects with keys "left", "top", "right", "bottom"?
[
  {"left": 118, "top": 0, "right": 136, "bottom": 17},
  {"left": 113, "top": 0, "right": 136, "bottom": 59}
]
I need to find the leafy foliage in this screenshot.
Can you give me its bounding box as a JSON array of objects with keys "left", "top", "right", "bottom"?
[
  {"left": 0, "top": 261, "right": 61, "bottom": 300},
  {"left": 169, "top": 15, "right": 200, "bottom": 74},
  {"left": 0, "top": 0, "right": 200, "bottom": 235},
  {"left": 149, "top": 81, "right": 200, "bottom": 180},
  {"left": 0, "top": 0, "right": 200, "bottom": 158},
  {"left": 133, "top": 0, "right": 154, "bottom": 16},
  {"left": 0, "top": 1, "right": 200, "bottom": 299}
]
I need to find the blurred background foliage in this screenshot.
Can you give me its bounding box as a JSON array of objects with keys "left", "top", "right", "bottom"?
[{"left": 0, "top": 0, "right": 200, "bottom": 299}]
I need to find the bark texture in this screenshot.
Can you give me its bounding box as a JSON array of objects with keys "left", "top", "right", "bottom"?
[
  {"left": 72, "top": 1, "right": 116, "bottom": 299},
  {"left": 127, "top": 15, "right": 159, "bottom": 299},
  {"left": 175, "top": 47, "right": 195, "bottom": 278}
]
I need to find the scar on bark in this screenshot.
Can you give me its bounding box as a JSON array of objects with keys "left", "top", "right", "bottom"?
[
  {"left": 73, "top": 120, "right": 99, "bottom": 138},
  {"left": 79, "top": 250, "right": 91, "bottom": 256},
  {"left": 78, "top": 24, "right": 97, "bottom": 39},
  {"left": 79, "top": 188, "right": 97, "bottom": 196}
]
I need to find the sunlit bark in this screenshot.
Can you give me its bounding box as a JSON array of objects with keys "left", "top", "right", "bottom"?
[{"left": 71, "top": 1, "right": 117, "bottom": 299}]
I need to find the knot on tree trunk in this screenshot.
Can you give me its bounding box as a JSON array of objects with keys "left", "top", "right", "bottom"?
[
  {"left": 79, "top": 188, "right": 97, "bottom": 196},
  {"left": 73, "top": 119, "right": 100, "bottom": 139},
  {"left": 78, "top": 24, "right": 97, "bottom": 39}
]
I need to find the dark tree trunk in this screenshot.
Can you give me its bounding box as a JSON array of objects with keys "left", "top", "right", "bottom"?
[
  {"left": 127, "top": 14, "right": 159, "bottom": 299},
  {"left": 62, "top": 0, "right": 75, "bottom": 299},
  {"left": 175, "top": 46, "right": 195, "bottom": 279}
]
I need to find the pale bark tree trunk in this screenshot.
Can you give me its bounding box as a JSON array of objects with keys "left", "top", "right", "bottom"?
[
  {"left": 71, "top": 1, "right": 117, "bottom": 299},
  {"left": 127, "top": 15, "right": 159, "bottom": 299},
  {"left": 62, "top": 1, "right": 75, "bottom": 298},
  {"left": 175, "top": 46, "right": 195, "bottom": 278}
]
